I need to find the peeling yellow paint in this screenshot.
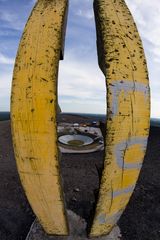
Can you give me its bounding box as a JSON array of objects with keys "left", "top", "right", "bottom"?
[
  {"left": 11, "top": 0, "right": 150, "bottom": 237},
  {"left": 90, "top": 0, "right": 150, "bottom": 237},
  {"left": 11, "top": 0, "right": 69, "bottom": 235}
]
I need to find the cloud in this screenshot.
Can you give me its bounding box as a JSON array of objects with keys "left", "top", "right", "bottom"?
[
  {"left": 151, "top": 99, "right": 160, "bottom": 119},
  {"left": 76, "top": 9, "right": 94, "bottom": 20},
  {"left": 126, "top": 0, "right": 160, "bottom": 59},
  {"left": 0, "top": 11, "right": 16, "bottom": 23},
  {"left": 125, "top": 0, "right": 160, "bottom": 118},
  {"left": 0, "top": 71, "right": 11, "bottom": 111},
  {"left": 0, "top": 10, "right": 24, "bottom": 31},
  {"left": 58, "top": 53, "right": 106, "bottom": 113},
  {"left": 0, "top": 52, "right": 14, "bottom": 65},
  {"left": 0, "top": 0, "right": 159, "bottom": 117},
  {"left": 0, "top": 72, "right": 12, "bottom": 111},
  {"left": 0, "top": 1, "right": 36, "bottom": 32}
]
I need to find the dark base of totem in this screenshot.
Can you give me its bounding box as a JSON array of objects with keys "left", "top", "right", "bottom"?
[{"left": 25, "top": 210, "right": 121, "bottom": 240}]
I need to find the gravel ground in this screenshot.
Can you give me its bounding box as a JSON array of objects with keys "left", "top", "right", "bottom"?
[{"left": 0, "top": 115, "right": 160, "bottom": 240}]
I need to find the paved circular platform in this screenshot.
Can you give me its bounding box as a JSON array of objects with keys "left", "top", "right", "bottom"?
[{"left": 58, "top": 135, "right": 94, "bottom": 146}]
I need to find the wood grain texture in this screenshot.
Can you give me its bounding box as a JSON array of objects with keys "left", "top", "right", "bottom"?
[
  {"left": 90, "top": 0, "right": 150, "bottom": 237},
  {"left": 11, "top": 0, "right": 150, "bottom": 237},
  {"left": 11, "top": 0, "right": 68, "bottom": 235}
]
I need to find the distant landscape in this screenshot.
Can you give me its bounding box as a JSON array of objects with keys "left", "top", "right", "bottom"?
[
  {"left": 0, "top": 112, "right": 10, "bottom": 121},
  {"left": 0, "top": 112, "right": 159, "bottom": 128}
]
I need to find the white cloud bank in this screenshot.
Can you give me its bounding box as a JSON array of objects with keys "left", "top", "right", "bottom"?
[
  {"left": 0, "top": 0, "right": 160, "bottom": 118},
  {"left": 0, "top": 70, "right": 12, "bottom": 111},
  {"left": 58, "top": 53, "right": 106, "bottom": 114},
  {"left": 126, "top": 0, "right": 160, "bottom": 118},
  {"left": 59, "top": 0, "right": 160, "bottom": 117}
]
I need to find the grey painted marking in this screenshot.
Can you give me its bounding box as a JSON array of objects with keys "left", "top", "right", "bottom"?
[
  {"left": 97, "top": 214, "right": 106, "bottom": 224},
  {"left": 97, "top": 210, "right": 124, "bottom": 225},
  {"left": 109, "top": 80, "right": 149, "bottom": 116},
  {"left": 96, "top": 184, "right": 135, "bottom": 225},
  {"left": 95, "top": 136, "right": 148, "bottom": 226},
  {"left": 115, "top": 136, "right": 148, "bottom": 170},
  {"left": 113, "top": 184, "right": 135, "bottom": 198}
]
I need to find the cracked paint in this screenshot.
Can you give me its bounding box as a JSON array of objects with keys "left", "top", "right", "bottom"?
[
  {"left": 90, "top": 0, "right": 150, "bottom": 237},
  {"left": 10, "top": 0, "right": 150, "bottom": 237},
  {"left": 11, "top": 0, "right": 69, "bottom": 235}
]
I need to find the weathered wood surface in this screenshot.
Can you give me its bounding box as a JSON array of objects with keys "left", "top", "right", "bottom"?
[
  {"left": 11, "top": 0, "right": 68, "bottom": 235},
  {"left": 90, "top": 0, "right": 150, "bottom": 237},
  {"left": 11, "top": 0, "right": 150, "bottom": 237}
]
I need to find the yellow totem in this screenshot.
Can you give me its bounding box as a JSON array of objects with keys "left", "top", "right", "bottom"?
[{"left": 11, "top": 0, "right": 150, "bottom": 237}]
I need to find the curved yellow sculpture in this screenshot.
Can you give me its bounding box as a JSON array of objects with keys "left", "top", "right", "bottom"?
[
  {"left": 11, "top": 0, "right": 69, "bottom": 235},
  {"left": 90, "top": 0, "right": 150, "bottom": 237},
  {"left": 11, "top": 0, "right": 150, "bottom": 237}
]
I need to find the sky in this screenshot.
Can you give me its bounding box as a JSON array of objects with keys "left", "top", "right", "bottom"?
[{"left": 0, "top": 0, "right": 159, "bottom": 118}]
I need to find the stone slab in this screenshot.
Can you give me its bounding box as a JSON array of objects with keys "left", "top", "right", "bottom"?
[{"left": 26, "top": 210, "right": 121, "bottom": 240}]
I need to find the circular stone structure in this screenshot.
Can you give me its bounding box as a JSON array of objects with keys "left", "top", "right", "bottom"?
[{"left": 58, "top": 134, "right": 94, "bottom": 146}]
